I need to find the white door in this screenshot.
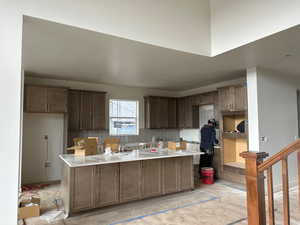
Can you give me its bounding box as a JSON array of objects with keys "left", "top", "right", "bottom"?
[{"left": 22, "top": 113, "right": 64, "bottom": 184}]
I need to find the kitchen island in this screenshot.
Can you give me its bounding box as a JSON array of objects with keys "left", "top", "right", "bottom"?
[{"left": 60, "top": 150, "right": 202, "bottom": 216}]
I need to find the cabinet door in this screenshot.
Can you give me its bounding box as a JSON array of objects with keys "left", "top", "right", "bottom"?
[
  {"left": 95, "top": 164, "right": 119, "bottom": 207},
  {"left": 141, "top": 159, "right": 162, "bottom": 198},
  {"left": 218, "top": 87, "right": 235, "bottom": 111},
  {"left": 234, "top": 86, "right": 247, "bottom": 111},
  {"left": 80, "top": 91, "right": 93, "bottom": 130},
  {"left": 200, "top": 92, "right": 214, "bottom": 105},
  {"left": 177, "top": 98, "right": 185, "bottom": 128},
  {"left": 149, "top": 97, "right": 161, "bottom": 129},
  {"left": 120, "top": 161, "right": 141, "bottom": 203},
  {"left": 192, "top": 106, "right": 200, "bottom": 129},
  {"left": 179, "top": 157, "right": 194, "bottom": 191},
  {"left": 47, "top": 87, "right": 68, "bottom": 113},
  {"left": 24, "top": 85, "right": 47, "bottom": 113},
  {"left": 92, "top": 92, "right": 106, "bottom": 130},
  {"left": 162, "top": 158, "right": 180, "bottom": 194},
  {"left": 160, "top": 97, "right": 169, "bottom": 128},
  {"left": 72, "top": 166, "right": 94, "bottom": 211},
  {"left": 68, "top": 90, "right": 81, "bottom": 131},
  {"left": 184, "top": 97, "right": 193, "bottom": 128},
  {"left": 168, "top": 98, "right": 177, "bottom": 129},
  {"left": 144, "top": 97, "right": 151, "bottom": 129}
]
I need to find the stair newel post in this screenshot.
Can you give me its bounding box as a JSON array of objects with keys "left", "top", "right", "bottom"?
[{"left": 240, "top": 152, "right": 269, "bottom": 225}]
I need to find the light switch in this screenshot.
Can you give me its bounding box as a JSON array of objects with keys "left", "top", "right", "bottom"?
[{"left": 260, "top": 136, "right": 268, "bottom": 142}]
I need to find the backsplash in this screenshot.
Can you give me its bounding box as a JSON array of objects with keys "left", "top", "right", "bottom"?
[{"left": 68, "top": 129, "right": 180, "bottom": 145}]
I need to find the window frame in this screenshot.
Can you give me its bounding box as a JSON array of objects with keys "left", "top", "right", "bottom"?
[{"left": 109, "top": 99, "right": 139, "bottom": 136}]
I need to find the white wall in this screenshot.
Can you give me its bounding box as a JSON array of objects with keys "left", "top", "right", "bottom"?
[
  {"left": 210, "top": 0, "right": 300, "bottom": 55},
  {"left": 20, "top": 0, "right": 211, "bottom": 56},
  {"left": 0, "top": 4, "right": 23, "bottom": 224},
  {"left": 246, "top": 68, "right": 260, "bottom": 152},
  {"left": 256, "top": 68, "right": 299, "bottom": 187},
  {"left": 25, "top": 76, "right": 178, "bottom": 129}
]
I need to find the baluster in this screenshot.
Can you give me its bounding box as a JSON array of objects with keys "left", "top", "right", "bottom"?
[
  {"left": 267, "top": 167, "right": 275, "bottom": 225},
  {"left": 282, "top": 157, "right": 290, "bottom": 225}
]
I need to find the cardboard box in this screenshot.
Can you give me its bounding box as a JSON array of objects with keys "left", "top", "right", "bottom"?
[
  {"left": 67, "top": 137, "right": 99, "bottom": 156},
  {"left": 18, "top": 196, "right": 40, "bottom": 219},
  {"left": 168, "top": 141, "right": 187, "bottom": 150}
]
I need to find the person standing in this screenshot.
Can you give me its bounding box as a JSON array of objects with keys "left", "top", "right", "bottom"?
[{"left": 199, "top": 119, "right": 218, "bottom": 171}]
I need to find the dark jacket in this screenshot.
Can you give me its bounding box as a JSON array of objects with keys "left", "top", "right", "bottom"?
[{"left": 200, "top": 125, "right": 217, "bottom": 150}]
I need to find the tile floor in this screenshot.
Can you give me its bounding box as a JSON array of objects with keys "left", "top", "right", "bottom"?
[{"left": 20, "top": 181, "right": 299, "bottom": 225}]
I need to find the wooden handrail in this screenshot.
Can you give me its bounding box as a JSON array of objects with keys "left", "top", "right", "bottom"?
[
  {"left": 241, "top": 139, "right": 300, "bottom": 225},
  {"left": 258, "top": 139, "right": 300, "bottom": 172}
]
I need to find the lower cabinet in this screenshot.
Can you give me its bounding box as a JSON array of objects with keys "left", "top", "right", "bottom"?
[
  {"left": 179, "top": 157, "right": 194, "bottom": 191},
  {"left": 71, "top": 166, "right": 94, "bottom": 211},
  {"left": 120, "top": 161, "right": 142, "bottom": 203},
  {"left": 94, "top": 164, "right": 119, "bottom": 207},
  {"left": 141, "top": 159, "right": 162, "bottom": 198},
  {"left": 162, "top": 158, "right": 180, "bottom": 194},
  {"left": 67, "top": 157, "right": 194, "bottom": 214}
]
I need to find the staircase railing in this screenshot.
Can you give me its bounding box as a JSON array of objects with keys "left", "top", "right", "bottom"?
[{"left": 241, "top": 139, "right": 300, "bottom": 225}]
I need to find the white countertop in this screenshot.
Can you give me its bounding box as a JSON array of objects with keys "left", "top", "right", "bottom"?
[{"left": 60, "top": 149, "right": 203, "bottom": 167}]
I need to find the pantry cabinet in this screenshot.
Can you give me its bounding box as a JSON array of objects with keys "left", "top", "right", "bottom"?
[{"left": 24, "top": 85, "right": 68, "bottom": 113}]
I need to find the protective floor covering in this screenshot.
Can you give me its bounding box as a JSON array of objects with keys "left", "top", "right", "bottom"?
[{"left": 21, "top": 181, "right": 299, "bottom": 225}]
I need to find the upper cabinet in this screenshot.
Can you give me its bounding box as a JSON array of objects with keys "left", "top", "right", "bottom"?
[
  {"left": 68, "top": 90, "right": 106, "bottom": 131},
  {"left": 218, "top": 85, "right": 247, "bottom": 112},
  {"left": 144, "top": 96, "right": 177, "bottom": 129},
  {"left": 24, "top": 85, "right": 68, "bottom": 113}
]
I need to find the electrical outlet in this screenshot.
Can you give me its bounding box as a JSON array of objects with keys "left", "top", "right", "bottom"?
[{"left": 45, "top": 161, "right": 51, "bottom": 167}]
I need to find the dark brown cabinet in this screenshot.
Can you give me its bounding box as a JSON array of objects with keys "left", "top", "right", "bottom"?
[
  {"left": 47, "top": 87, "right": 68, "bottom": 113},
  {"left": 218, "top": 85, "right": 247, "bottom": 112},
  {"left": 177, "top": 97, "right": 186, "bottom": 128},
  {"left": 68, "top": 90, "right": 106, "bottom": 131},
  {"left": 68, "top": 90, "right": 81, "bottom": 130},
  {"left": 120, "top": 161, "right": 142, "bottom": 203},
  {"left": 25, "top": 85, "right": 68, "bottom": 113},
  {"left": 141, "top": 159, "right": 162, "bottom": 198},
  {"left": 168, "top": 98, "right": 177, "bottom": 128},
  {"left": 144, "top": 96, "right": 177, "bottom": 129},
  {"left": 71, "top": 166, "right": 94, "bottom": 211},
  {"left": 94, "top": 164, "right": 119, "bottom": 207},
  {"left": 177, "top": 97, "right": 193, "bottom": 129}
]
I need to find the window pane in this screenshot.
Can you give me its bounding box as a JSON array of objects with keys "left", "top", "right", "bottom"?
[
  {"left": 110, "top": 118, "right": 138, "bottom": 135},
  {"left": 109, "top": 100, "right": 137, "bottom": 117}
]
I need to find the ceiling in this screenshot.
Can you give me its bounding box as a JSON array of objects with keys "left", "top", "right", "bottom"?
[{"left": 22, "top": 17, "right": 300, "bottom": 91}]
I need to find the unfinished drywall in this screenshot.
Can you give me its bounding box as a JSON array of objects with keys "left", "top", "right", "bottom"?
[
  {"left": 256, "top": 68, "right": 299, "bottom": 188},
  {"left": 210, "top": 0, "right": 300, "bottom": 55}
]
